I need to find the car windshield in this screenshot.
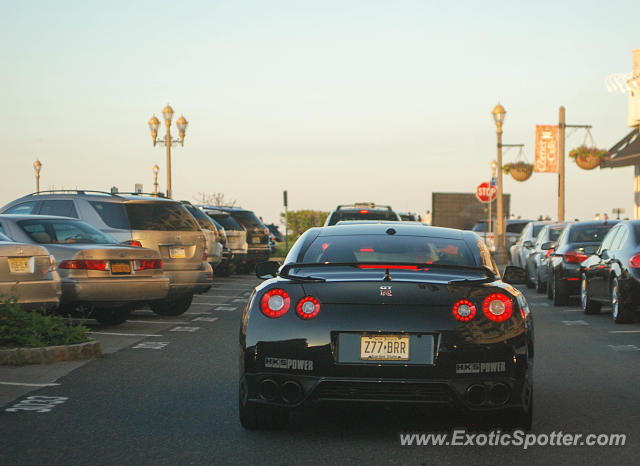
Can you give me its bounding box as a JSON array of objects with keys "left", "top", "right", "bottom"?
[
  {"left": 124, "top": 203, "right": 199, "bottom": 231},
  {"left": 18, "top": 219, "right": 118, "bottom": 244},
  {"left": 549, "top": 227, "right": 563, "bottom": 242},
  {"left": 301, "top": 235, "right": 475, "bottom": 267},
  {"left": 471, "top": 222, "right": 487, "bottom": 232},
  {"left": 331, "top": 210, "right": 397, "bottom": 224},
  {"left": 506, "top": 222, "right": 528, "bottom": 234},
  {"left": 208, "top": 213, "right": 244, "bottom": 231},
  {"left": 569, "top": 224, "right": 616, "bottom": 243},
  {"left": 230, "top": 211, "right": 265, "bottom": 229},
  {"left": 532, "top": 224, "right": 545, "bottom": 236}
]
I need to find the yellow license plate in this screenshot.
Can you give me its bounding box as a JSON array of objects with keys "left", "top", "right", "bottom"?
[
  {"left": 360, "top": 335, "right": 410, "bottom": 361},
  {"left": 111, "top": 262, "right": 131, "bottom": 274},
  {"left": 8, "top": 257, "right": 30, "bottom": 274},
  {"left": 169, "top": 247, "right": 186, "bottom": 259}
]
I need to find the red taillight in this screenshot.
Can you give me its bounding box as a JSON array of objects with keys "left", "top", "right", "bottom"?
[
  {"left": 360, "top": 248, "right": 375, "bottom": 252},
  {"left": 564, "top": 250, "right": 589, "bottom": 264},
  {"left": 482, "top": 293, "right": 513, "bottom": 322},
  {"left": 123, "top": 240, "right": 143, "bottom": 247},
  {"left": 135, "top": 259, "right": 163, "bottom": 271},
  {"left": 58, "top": 260, "right": 107, "bottom": 271},
  {"left": 260, "top": 289, "right": 291, "bottom": 318},
  {"left": 296, "top": 296, "right": 321, "bottom": 320},
  {"left": 545, "top": 249, "right": 554, "bottom": 258},
  {"left": 452, "top": 299, "right": 476, "bottom": 322},
  {"left": 630, "top": 253, "right": 640, "bottom": 268},
  {"left": 359, "top": 210, "right": 369, "bottom": 214}
]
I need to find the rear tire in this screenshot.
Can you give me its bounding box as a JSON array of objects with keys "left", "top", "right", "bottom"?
[
  {"left": 238, "top": 379, "right": 288, "bottom": 430},
  {"left": 535, "top": 270, "right": 547, "bottom": 293},
  {"left": 150, "top": 295, "right": 193, "bottom": 316},
  {"left": 551, "top": 272, "right": 568, "bottom": 306},
  {"left": 611, "top": 278, "right": 633, "bottom": 324},
  {"left": 93, "top": 305, "right": 132, "bottom": 325},
  {"left": 581, "top": 274, "right": 601, "bottom": 315}
]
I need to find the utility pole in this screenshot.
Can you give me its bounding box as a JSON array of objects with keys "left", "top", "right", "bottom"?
[
  {"left": 283, "top": 190, "right": 289, "bottom": 251},
  {"left": 558, "top": 106, "right": 565, "bottom": 221}
]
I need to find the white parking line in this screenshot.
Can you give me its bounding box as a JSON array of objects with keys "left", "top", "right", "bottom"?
[
  {"left": 194, "top": 295, "right": 237, "bottom": 299},
  {"left": 232, "top": 298, "right": 247, "bottom": 302},
  {"left": 214, "top": 306, "right": 237, "bottom": 312},
  {"left": 609, "top": 330, "right": 640, "bottom": 334},
  {"left": 0, "top": 381, "right": 61, "bottom": 387},
  {"left": 191, "top": 317, "right": 219, "bottom": 322},
  {"left": 88, "top": 332, "right": 162, "bottom": 337},
  {"left": 608, "top": 344, "right": 640, "bottom": 351},
  {"left": 563, "top": 309, "right": 582, "bottom": 312},
  {"left": 561, "top": 320, "right": 589, "bottom": 326},
  {"left": 169, "top": 326, "right": 200, "bottom": 332}
]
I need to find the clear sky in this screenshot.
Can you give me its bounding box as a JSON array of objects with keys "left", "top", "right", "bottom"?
[{"left": 1, "top": 0, "right": 638, "bottom": 225}]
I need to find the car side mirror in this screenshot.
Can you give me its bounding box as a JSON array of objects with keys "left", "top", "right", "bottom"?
[
  {"left": 502, "top": 266, "right": 527, "bottom": 285},
  {"left": 541, "top": 241, "right": 556, "bottom": 251},
  {"left": 522, "top": 240, "right": 533, "bottom": 248},
  {"left": 255, "top": 261, "right": 280, "bottom": 279}
]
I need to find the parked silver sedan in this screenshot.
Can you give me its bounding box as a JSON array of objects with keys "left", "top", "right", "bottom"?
[
  {"left": 0, "top": 215, "right": 169, "bottom": 324},
  {"left": 0, "top": 230, "right": 61, "bottom": 310}
]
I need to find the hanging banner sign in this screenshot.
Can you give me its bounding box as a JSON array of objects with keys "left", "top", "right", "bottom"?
[{"left": 534, "top": 125, "right": 559, "bottom": 173}]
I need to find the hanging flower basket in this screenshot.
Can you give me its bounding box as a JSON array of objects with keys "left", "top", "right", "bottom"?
[
  {"left": 503, "top": 162, "right": 533, "bottom": 182},
  {"left": 569, "top": 145, "right": 609, "bottom": 170}
]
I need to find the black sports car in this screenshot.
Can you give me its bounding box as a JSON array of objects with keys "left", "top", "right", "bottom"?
[
  {"left": 580, "top": 220, "right": 640, "bottom": 323},
  {"left": 239, "top": 223, "right": 533, "bottom": 429}
]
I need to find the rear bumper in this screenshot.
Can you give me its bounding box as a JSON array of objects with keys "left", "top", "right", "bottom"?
[
  {"left": 241, "top": 373, "right": 531, "bottom": 412},
  {"left": 165, "top": 264, "right": 213, "bottom": 296},
  {"left": 61, "top": 276, "right": 169, "bottom": 303},
  {"left": 558, "top": 264, "right": 581, "bottom": 294},
  {"left": 0, "top": 279, "right": 61, "bottom": 310},
  {"left": 247, "top": 247, "right": 270, "bottom": 264}
]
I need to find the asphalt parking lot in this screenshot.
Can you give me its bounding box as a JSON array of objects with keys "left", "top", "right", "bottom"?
[{"left": 1, "top": 276, "right": 639, "bottom": 464}]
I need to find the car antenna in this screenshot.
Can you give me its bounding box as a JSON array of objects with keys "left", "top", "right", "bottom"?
[{"left": 383, "top": 268, "right": 392, "bottom": 282}]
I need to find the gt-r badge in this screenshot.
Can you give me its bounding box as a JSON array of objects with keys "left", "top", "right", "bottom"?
[{"left": 380, "top": 285, "right": 392, "bottom": 297}]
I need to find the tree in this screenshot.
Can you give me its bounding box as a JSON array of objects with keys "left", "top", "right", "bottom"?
[
  {"left": 280, "top": 210, "right": 328, "bottom": 238},
  {"left": 193, "top": 192, "right": 237, "bottom": 207}
]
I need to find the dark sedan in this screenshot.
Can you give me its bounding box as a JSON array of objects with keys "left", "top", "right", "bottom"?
[
  {"left": 525, "top": 223, "right": 567, "bottom": 293},
  {"left": 239, "top": 223, "right": 533, "bottom": 430},
  {"left": 580, "top": 220, "right": 640, "bottom": 323},
  {"left": 547, "top": 220, "right": 619, "bottom": 305}
]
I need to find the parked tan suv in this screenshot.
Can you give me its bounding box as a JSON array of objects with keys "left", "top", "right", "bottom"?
[{"left": 0, "top": 191, "right": 212, "bottom": 316}]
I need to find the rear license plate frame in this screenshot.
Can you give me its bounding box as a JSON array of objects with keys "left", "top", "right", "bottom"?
[
  {"left": 8, "top": 257, "right": 30, "bottom": 274},
  {"left": 360, "top": 334, "right": 410, "bottom": 361},
  {"left": 110, "top": 261, "right": 132, "bottom": 274},
  {"left": 169, "top": 247, "right": 186, "bottom": 259}
]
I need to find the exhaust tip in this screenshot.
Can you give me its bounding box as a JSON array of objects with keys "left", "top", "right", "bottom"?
[
  {"left": 259, "top": 379, "right": 279, "bottom": 402},
  {"left": 466, "top": 384, "right": 486, "bottom": 406},
  {"left": 281, "top": 381, "right": 303, "bottom": 404},
  {"left": 489, "top": 383, "right": 510, "bottom": 405}
]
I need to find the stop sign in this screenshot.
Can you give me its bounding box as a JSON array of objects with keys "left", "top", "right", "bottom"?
[{"left": 475, "top": 182, "right": 497, "bottom": 203}]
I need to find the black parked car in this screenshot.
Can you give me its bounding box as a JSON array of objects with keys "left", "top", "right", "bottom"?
[
  {"left": 546, "top": 220, "right": 619, "bottom": 305},
  {"left": 239, "top": 222, "right": 533, "bottom": 430},
  {"left": 580, "top": 220, "right": 640, "bottom": 323},
  {"left": 198, "top": 206, "right": 270, "bottom": 271}
]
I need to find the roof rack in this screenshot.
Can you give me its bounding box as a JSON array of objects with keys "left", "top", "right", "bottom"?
[
  {"left": 335, "top": 203, "right": 393, "bottom": 211},
  {"left": 22, "top": 189, "right": 123, "bottom": 198},
  {"left": 115, "top": 192, "right": 168, "bottom": 198}
]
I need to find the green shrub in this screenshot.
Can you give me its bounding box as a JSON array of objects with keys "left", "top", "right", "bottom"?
[{"left": 0, "top": 298, "right": 90, "bottom": 348}]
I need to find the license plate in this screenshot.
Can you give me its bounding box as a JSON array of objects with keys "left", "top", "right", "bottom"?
[
  {"left": 360, "top": 335, "right": 410, "bottom": 361},
  {"left": 110, "top": 262, "right": 131, "bottom": 274},
  {"left": 251, "top": 237, "right": 261, "bottom": 244},
  {"left": 169, "top": 247, "right": 186, "bottom": 259},
  {"left": 8, "top": 257, "right": 30, "bottom": 274}
]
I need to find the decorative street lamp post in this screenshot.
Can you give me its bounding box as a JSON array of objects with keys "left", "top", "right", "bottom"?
[
  {"left": 491, "top": 104, "right": 509, "bottom": 264},
  {"left": 33, "top": 160, "right": 42, "bottom": 193},
  {"left": 153, "top": 164, "right": 160, "bottom": 195},
  {"left": 148, "top": 105, "right": 188, "bottom": 198}
]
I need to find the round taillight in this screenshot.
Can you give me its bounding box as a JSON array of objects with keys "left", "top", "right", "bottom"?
[
  {"left": 482, "top": 293, "right": 513, "bottom": 322},
  {"left": 260, "top": 288, "right": 291, "bottom": 318},
  {"left": 296, "top": 296, "right": 320, "bottom": 320},
  {"left": 629, "top": 253, "right": 640, "bottom": 268},
  {"left": 452, "top": 299, "right": 476, "bottom": 322}
]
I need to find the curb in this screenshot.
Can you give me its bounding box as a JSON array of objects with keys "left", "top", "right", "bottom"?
[{"left": 0, "top": 340, "right": 102, "bottom": 366}]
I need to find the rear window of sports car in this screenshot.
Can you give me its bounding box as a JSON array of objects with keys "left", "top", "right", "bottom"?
[{"left": 301, "top": 235, "right": 475, "bottom": 266}]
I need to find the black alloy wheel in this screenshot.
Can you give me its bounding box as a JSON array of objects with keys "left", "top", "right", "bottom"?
[
  {"left": 611, "top": 278, "right": 633, "bottom": 324},
  {"left": 551, "top": 272, "right": 568, "bottom": 306}
]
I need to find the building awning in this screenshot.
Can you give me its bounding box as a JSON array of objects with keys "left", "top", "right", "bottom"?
[{"left": 601, "top": 127, "right": 640, "bottom": 168}]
